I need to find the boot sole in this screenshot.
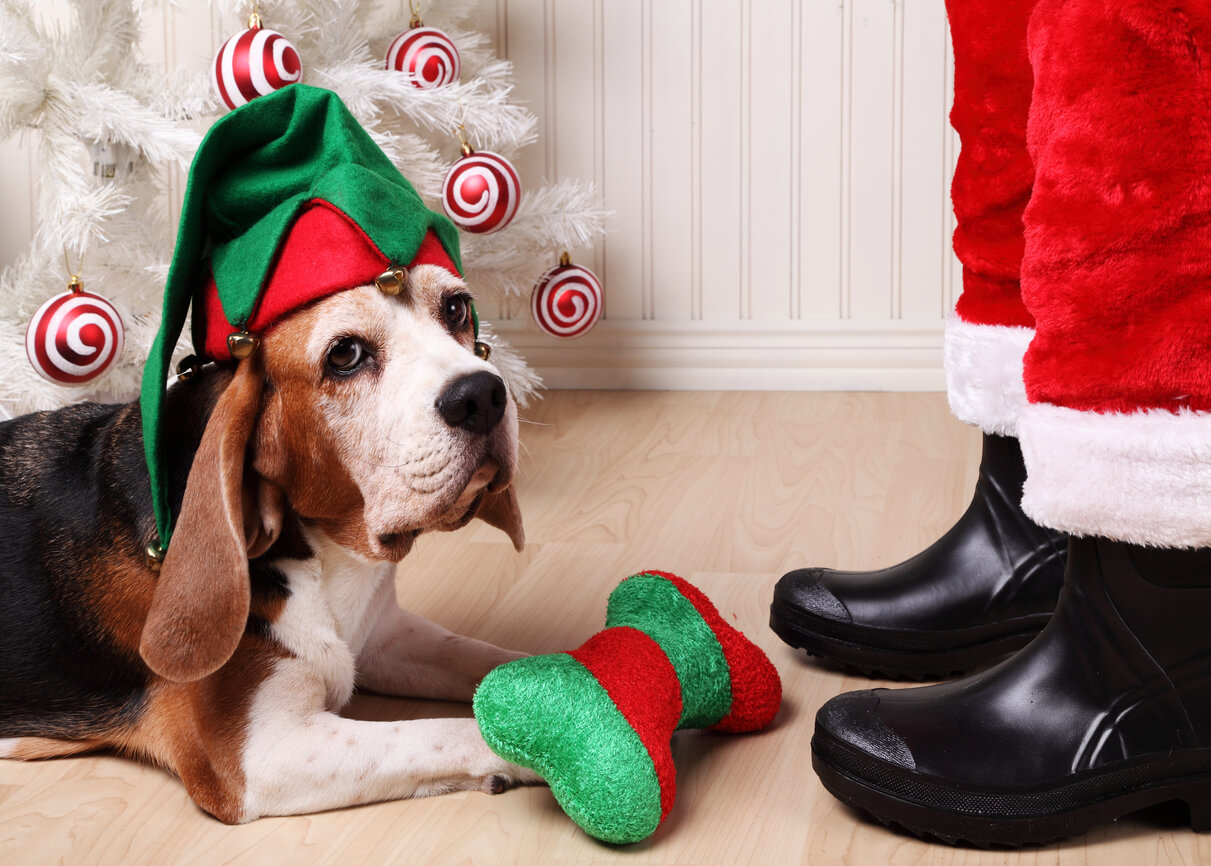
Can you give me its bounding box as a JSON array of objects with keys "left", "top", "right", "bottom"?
[
  {"left": 812, "top": 726, "right": 1211, "bottom": 847},
  {"left": 769, "top": 596, "right": 1050, "bottom": 680}
]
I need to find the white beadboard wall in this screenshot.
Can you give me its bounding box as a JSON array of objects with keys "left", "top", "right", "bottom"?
[{"left": 0, "top": 0, "right": 961, "bottom": 391}]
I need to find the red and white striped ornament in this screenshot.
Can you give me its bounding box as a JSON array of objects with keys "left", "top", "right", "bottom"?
[
  {"left": 212, "top": 18, "right": 302, "bottom": 111},
  {"left": 385, "top": 24, "right": 460, "bottom": 88},
  {"left": 442, "top": 147, "right": 521, "bottom": 235},
  {"left": 26, "top": 280, "right": 125, "bottom": 385},
  {"left": 531, "top": 254, "right": 603, "bottom": 339}
]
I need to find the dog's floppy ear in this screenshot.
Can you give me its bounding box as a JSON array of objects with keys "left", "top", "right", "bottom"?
[
  {"left": 140, "top": 357, "right": 266, "bottom": 683},
  {"left": 477, "top": 483, "right": 524, "bottom": 552}
]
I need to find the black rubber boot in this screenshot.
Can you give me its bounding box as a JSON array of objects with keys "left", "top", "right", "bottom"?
[
  {"left": 770, "top": 433, "right": 1067, "bottom": 678},
  {"left": 811, "top": 536, "right": 1211, "bottom": 847}
]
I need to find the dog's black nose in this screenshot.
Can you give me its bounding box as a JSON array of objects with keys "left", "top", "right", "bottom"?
[{"left": 437, "top": 371, "right": 507, "bottom": 435}]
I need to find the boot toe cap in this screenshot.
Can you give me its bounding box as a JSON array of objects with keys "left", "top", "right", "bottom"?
[
  {"left": 816, "top": 689, "right": 916, "bottom": 771},
  {"left": 775, "top": 568, "right": 852, "bottom": 623}
]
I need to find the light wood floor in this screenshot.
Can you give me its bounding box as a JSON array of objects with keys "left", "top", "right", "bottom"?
[{"left": 2, "top": 390, "right": 1207, "bottom": 865}]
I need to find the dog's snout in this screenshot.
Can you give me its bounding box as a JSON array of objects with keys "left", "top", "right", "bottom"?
[{"left": 436, "top": 371, "right": 507, "bottom": 435}]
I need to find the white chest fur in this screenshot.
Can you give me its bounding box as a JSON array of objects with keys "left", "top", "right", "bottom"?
[{"left": 267, "top": 530, "right": 395, "bottom": 711}]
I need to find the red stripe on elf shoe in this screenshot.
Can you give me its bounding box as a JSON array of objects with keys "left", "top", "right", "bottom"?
[
  {"left": 570, "top": 627, "right": 682, "bottom": 823},
  {"left": 645, "top": 571, "right": 782, "bottom": 733}
]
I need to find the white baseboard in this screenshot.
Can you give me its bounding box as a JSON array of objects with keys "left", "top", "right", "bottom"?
[{"left": 491, "top": 318, "right": 946, "bottom": 391}]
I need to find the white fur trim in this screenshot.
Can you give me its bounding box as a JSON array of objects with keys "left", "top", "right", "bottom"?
[
  {"left": 943, "top": 317, "right": 1034, "bottom": 436},
  {"left": 1019, "top": 403, "right": 1211, "bottom": 548}
]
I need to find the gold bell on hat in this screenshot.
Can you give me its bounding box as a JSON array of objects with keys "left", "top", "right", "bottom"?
[
  {"left": 227, "top": 330, "right": 260, "bottom": 359},
  {"left": 145, "top": 540, "right": 166, "bottom": 572},
  {"left": 375, "top": 267, "right": 408, "bottom": 296}
]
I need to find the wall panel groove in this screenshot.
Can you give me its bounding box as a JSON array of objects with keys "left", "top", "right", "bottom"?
[
  {"left": 941, "top": 7, "right": 958, "bottom": 317},
  {"left": 593, "top": 0, "right": 605, "bottom": 284},
  {"left": 789, "top": 0, "right": 802, "bottom": 321},
  {"left": 543, "top": 0, "right": 556, "bottom": 181},
  {"left": 840, "top": 0, "right": 855, "bottom": 320},
  {"left": 892, "top": 0, "right": 905, "bottom": 320},
  {"left": 690, "top": 0, "right": 703, "bottom": 321},
  {"left": 739, "top": 0, "right": 753, "bottom": 321},
  {"left": 641, "top": 0, "right": 653, "bottom": 320}
]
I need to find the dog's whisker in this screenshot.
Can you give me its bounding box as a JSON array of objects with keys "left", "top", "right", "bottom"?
[
  {"left": 385, "top": 433, "right": 422, "bottom": 450},
  {"left": 348, "top": 454, "right": 415, "bottom": 470}
]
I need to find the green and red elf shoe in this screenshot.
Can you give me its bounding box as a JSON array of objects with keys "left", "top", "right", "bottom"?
[{"left": 473, "top": 571, "right": 782, "bottom": 845}]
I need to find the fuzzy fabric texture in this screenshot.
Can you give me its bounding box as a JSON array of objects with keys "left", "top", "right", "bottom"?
[
  {"left": 473, "top": 649, "right": 669, "bottom": 845},
  {"left": 943, "top": 316, "right": 1034, "bottom": 436},
  {"left": 602, "top": 572, "right": 732, "bottom": 730},
  {"left": 1013, "top": 0, "right": 1211, "bottom": 541},
  {"left": 1021, "top": 0, "right": 1211, "bottom": 416},
  {"left": 1020, "top": 403, "right": 1211, "bottom": 548},
  {"left": 946, "top": 0, "right": 1040, "bottom": 332},
  {"left": 657, "top": 573, "right": 783, "bottom": 733},
  {"left": 568, "top": 628, "right": 681, "bottom": 830},
  {"left": 472, "top": 571, "right": 781, "bottom": 845}
]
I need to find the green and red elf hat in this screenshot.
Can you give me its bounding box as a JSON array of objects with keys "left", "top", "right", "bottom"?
[{"left": 141, "top": 84, "right": 470, "bottom": 565}]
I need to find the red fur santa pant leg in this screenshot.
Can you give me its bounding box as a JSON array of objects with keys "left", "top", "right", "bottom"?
[
  {"left": 943, "top": 0, "right": 1041, "bottom": 436},
  {"left": 1018, "top": 0, "right": 1211, "bottom": 547}
]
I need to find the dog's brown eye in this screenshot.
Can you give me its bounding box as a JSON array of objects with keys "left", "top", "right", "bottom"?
[
  {"left": 443, "top": 295, "right": 472, "bottom": 331},
  {"left": 327, "top": 337, "right": 368, "bottom": 375}
]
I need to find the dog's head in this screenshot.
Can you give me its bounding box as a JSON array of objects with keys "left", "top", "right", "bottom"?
[
  {"left": 139, "top": 266, "right": 521, "bottom": 682},
  {"left": 251, "top": 264, "right": 523, "bottom": 561}
]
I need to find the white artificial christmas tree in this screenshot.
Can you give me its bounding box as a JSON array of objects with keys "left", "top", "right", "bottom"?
[
  {"left": 0, "top": 0, "right": 201, "bottom": 416},
  {"left": 0, "top": 0, "right": 606, "bottom": 417}
]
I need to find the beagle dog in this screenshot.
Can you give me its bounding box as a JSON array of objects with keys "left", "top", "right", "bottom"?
[{"left": 0, "top": 264, "right": 539, "bottom": 822}]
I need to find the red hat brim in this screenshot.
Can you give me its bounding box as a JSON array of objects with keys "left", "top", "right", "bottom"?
[{"left": 195, "top": 199, "right": 462, "bottom": 360}]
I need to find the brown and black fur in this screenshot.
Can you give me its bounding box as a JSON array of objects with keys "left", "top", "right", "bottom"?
[{"left": 0, "top": 367, "right": 299, "bottom": 753}]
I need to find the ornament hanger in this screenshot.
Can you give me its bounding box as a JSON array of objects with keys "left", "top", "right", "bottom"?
[
  {"left": 410, "top": 0, "right": 423, "bottom": 28},
  {"left": 455, "top": 98, "right": 473, "bottom": 155},
  {"left": 63, "top": 248, "right": 84, "bottom": 292},
  {"left": 248, "top": 1, "right": 262, "bottom": 29}
]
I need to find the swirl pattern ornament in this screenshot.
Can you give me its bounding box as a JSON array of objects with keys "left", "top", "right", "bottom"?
[
  {"left": 385, "top": 26, "right": 460, "bottom": 89},
  {"left": 25, "top": 290, "right": 125, "bottom": 385},
  {"left": 213, "top": 26, "right": 302, "bottom": 111},
  {"left": 442, "top": 150, "right": 521, "bottom": 234},
  {"left": 531, "top": 261, "right": 604, "bottom": 339}
]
